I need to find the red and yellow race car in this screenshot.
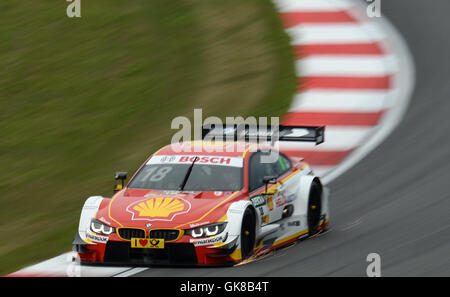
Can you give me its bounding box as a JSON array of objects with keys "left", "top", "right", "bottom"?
[{"left": 73, "top": 125, "right": 329, "bottom": 266}]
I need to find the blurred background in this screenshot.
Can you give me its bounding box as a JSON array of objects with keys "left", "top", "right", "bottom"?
[{"left": 0, "top": 0, "right": 296, "bottom": 274}]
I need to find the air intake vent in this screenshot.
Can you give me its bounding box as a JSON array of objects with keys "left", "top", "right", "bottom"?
[
  {"left": 149, "top": 229, "right": 180, "bottom": 241},
  {"left": 117, "top": 228, "right": 146, "bottom": 240}
]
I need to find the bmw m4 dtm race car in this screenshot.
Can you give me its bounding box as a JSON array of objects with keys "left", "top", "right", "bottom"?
[{"left": 73, "top": 125, "right": 330, "bottom": 266}]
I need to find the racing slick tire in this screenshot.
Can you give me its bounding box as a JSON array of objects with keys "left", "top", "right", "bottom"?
[
  {"left": 307, "top": 179, "right": 323, "bottom": 236},
  {"left": 240, "top": 207, "right": 256, "bottom": 260}
]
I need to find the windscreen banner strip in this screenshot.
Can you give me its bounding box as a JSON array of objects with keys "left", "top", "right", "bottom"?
[{"left": 147, "top": 155, "right": 244, "bottom": 167}]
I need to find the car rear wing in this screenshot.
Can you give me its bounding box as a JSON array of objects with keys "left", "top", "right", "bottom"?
[{"left": 201, "top": 124, "right": 325, "bottom": 145}]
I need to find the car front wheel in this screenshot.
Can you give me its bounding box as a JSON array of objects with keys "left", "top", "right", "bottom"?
[{"left": 240, "top": 207, "right": 256, "bottom": 260}]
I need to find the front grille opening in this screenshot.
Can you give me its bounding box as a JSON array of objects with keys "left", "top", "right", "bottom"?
[
  {"left": 117, "top": 228, "right": 181, "bottom": 242},
  {"left": 149, "top": 229, "right": 180, "bottom": 241},
  {"left": 118, "top": 228, "right": 146, "bottom": 240}
]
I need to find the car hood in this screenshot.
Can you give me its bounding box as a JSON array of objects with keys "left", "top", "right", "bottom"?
[{"left": 97, "top": 188, "right": 240, "bottom": 229}]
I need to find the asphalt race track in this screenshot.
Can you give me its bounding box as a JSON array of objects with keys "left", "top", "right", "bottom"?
[{"left": 134, "top": 0, "right": 450, "bottom": 276}]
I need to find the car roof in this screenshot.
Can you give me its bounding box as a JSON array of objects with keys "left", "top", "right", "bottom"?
[{"left": 153, "top": 141, "right": 272, "bottom": 158}]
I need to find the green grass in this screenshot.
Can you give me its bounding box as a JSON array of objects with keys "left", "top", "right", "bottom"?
[{"left": 0, "top": 0, "right": 295, "bottom": 274}]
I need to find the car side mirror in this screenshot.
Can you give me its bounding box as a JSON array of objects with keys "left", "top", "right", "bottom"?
[
  {"left": 262, "top": 176, "right": 277, "bottom": 194},
  {"left": 114, "top": 172, "right": 128, "bottom": 193},
  {"left": 263, "top": 176, "right": 277, "bottom": 185}
]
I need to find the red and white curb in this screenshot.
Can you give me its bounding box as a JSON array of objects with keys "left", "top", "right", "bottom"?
[
  {"left": 275, "top": 0, "right": 415, "bottom": 184},
  {"left": 7, "top": 0, "right": 414, "bottom": 277}
]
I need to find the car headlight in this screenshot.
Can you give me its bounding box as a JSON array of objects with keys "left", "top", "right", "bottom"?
[
  {"left": 185, "top": 222, "right": 227, "bottom": 238},
  {"left": 90, "top": 219, "right": 115, "bottom": 235}
]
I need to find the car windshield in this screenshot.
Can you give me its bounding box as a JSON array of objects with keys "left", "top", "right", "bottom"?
[{"left": 128, "top": 155, "right": 243, "bottom": 191}]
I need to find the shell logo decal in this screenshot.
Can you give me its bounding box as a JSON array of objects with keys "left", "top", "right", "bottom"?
[{"left": 127, "top": 197, "right": 191, "bottom": 222}]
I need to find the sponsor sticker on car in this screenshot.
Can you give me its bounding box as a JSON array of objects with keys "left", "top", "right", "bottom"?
[
  {"left": 275, "top": 196, "right": 287, "bottom": 207},
  {"left": 147, "top": 155, "right": 244, "bottom": 167},
  {"left": 190, "top": 235, "right": 225, "bottom": 246},
  {"left": 250, "top": 195, "right": 266, "bottom": 208},
  {"left": 86, "top": 233, "right": 108, "bottom": 244},
  {"left": 127, "top": 197, "right": 191, "bottom": 222},
  {"left": 267, "top": 195, "right": 274, "bottom": 211},
  {"left": 131, "top": 238, "right": 165, "bottom": 249}
]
